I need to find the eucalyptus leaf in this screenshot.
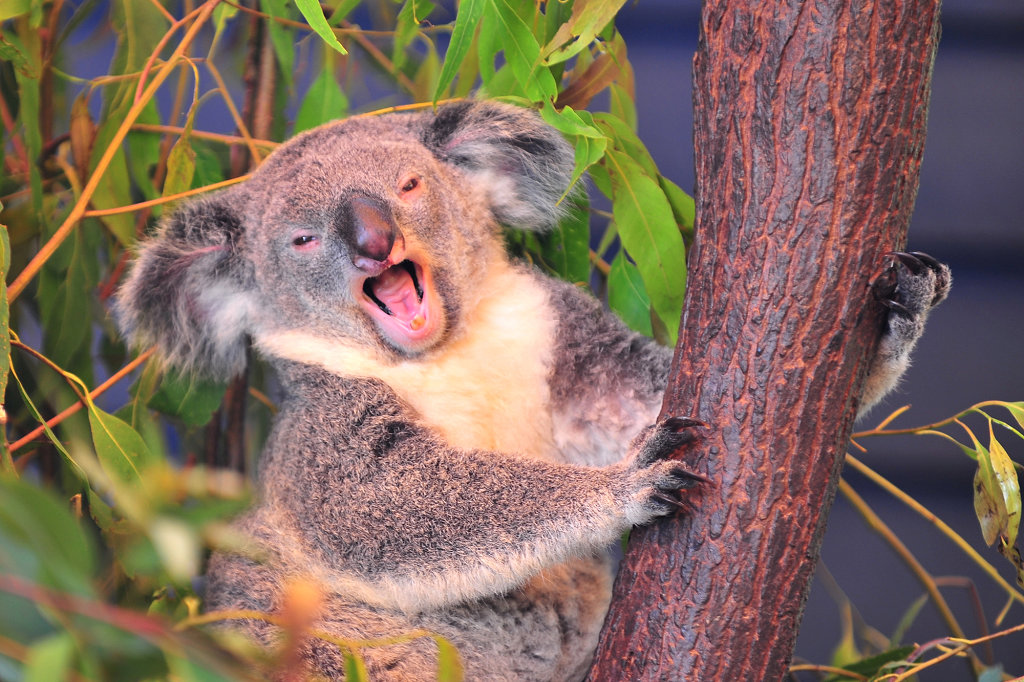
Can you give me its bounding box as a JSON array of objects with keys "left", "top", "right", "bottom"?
[
  {"left": 294, "top": 55, "right": 350, "bottom": 135},
  {"left": 296, "top": 0, "right": 349, "bottom": 56},
  {"left": 538, "top": 199, "right": 590, "bottom": 284},
  {"left": 88, "top": 404, "right": 158, "bottom": 486},
  {"left": 487, "top": 0, "right": 557, "bottom": 101},
  {"left": 148, "top": 372, "right": 227, "bottom": 427},
  {"left": 435, "top": 0, "right": 485, "bottom": 101},
  {"left": 603, "top": 149, "right": 686, "bottom": 344},
  {"left": 24, "top": 632, "right": 76, "bottom": 682},
  {"left": 608, "top": 251, "right": 653, "bottom": 337},
  {"left": 541, "top": 0, "right": 626, "bottom": 66},
  {"left": 0, "top": 476, "right": 96, "bottom": 595},
  {"left": 434, "top": 634, "right": 465, "bottom": 681}
]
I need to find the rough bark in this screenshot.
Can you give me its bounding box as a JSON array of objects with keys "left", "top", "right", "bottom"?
[{"left": 588, "top": 0, "right": 941, "bottom": 679}]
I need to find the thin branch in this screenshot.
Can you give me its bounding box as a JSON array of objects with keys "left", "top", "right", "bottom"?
[
  {"left": 845, "top": 453, "right": 1024, "bottom": 607},
  {"left": 204, "top": 59, "right": 264, "bottom": 164},
  {"left": 9, "top": 347, "right": 156, "bottom": 454},
  {"left": 838, "top": 478, "right": 982, "bottom": 677},
  {"left": 131, "top": 123, "right": 279, "bottom": 150},
  {"left": 82, "top": 176, "right": 249, "bottom": 218}
]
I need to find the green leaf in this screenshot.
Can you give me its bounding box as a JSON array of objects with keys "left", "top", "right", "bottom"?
[
  {"left": 89, "top": 97, "right": 140, "bottom": 246},
  {"left": 435, "top": 0, "right": 485, "bottom": 101},
  {"left": 979, "top": 665, "right": 1005, "bottom": 682},
  {"left": 296, "top": 0, "right": 348, "bottom": 56},
  {"left": 263, "top": 0, "right": 297, "bottom": 90},
  {"left": 344, "top": 649, "right": 369, "bottom": 680},
  {"left": 147, "top": 372, "right": 227, "bottom": 427},
  {"left": 539, "top": 104, "right": 608, "bottom": 194},
  {"left": 603, "top": 149, "right": 686, "bottom": 344},
  {"left": 988, "top": 423, "right": 1021, "bottom": 548},
  {"left": 659, "top": 176, "right": 695, "bottom": 236},
  {"left": 608, "top": 251, "right": 653, "bottom": 337},
  {"left": 125, "top": 99, "right": 162, "bottom": 206},
  {"left": 594, "top": 112, "right": 659, "bottom": 179},
  {"left": 434, "top": 634, "right": 464, "bottom": 681},
  {"left": 24, "top": 632, "right": 76, "bottom": 682},
  {"left": 538, "top": 199, "right": 590, "bottom": 284},
  {"left": 0, "top": 30, "right": 29, "bottom": 72},
  {"left": 294, "top": 53, "right": 350, "bottom": 135},
  {"left": 38, "top": 223, "right": 100, "bottom": 384},
  {"left": 836, "top": 645, "right": 916, "bottom": 677},
  {"left": 394, "top": 0, "right": 436, "bottom": 73},
  {"left": 0, "top": 476, "right": 96, "bottom": 595},
  {"left": 163, "top": 133, "right": 197, "bottom": 205},
  {"left": 486, "top": 0, "right": 557, "bottom": 101},
  {"left": 0, "top": 0, "right": 30, "bottom": 22},
  {"left": 88, "top": 404, "right": 157, "bottom": 487},
  {"left": 888, "top": 593, "right": 928, "bottom": 646},
  {"left": 541, "top": 0, "right": 627, "bottom": 66}
]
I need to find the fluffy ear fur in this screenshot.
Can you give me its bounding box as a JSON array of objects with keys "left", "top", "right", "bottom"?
[
  {"left": 114, "top": 193, "right": 255, "bottom": 380},
  {"left": 422, "top": 100, "right": 575, "bottom": 232}
]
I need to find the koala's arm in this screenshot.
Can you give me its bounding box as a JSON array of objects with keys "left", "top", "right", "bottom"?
[
  {"left": 543, "top": 250, "right": 950, "bottom": 466},
  {"left": 259, "top": 367, "right": 701, "bottom": 614},
  {"left": 544, "top": 277, "right": 672, "bottom": 467}
]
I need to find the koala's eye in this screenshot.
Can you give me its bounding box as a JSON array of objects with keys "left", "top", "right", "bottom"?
[
  {"left": 291, "top": 234, "right": 319, "bottom": 251},
  {"left": 397, "top": 174, "right": 423, "bottom": 200}
]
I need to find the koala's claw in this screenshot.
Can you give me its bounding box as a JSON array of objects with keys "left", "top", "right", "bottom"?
[
  {"left": 873, "top": 251, "right": 951, "bottom": 319},
  {"left": 662, "top": 416, "right": 709, "bottom": 431},
  {"left": 631, "top": 416, "right": 707, "bottom": 466}
]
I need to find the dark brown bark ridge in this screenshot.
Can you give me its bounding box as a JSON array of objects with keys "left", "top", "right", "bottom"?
[{"left": 588, "top": 1, "right": 941, "bottom": 679}]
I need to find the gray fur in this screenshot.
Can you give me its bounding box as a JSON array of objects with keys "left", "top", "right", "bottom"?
[{"left": 116, "top": 100, "right": 949, "bottom": 680}]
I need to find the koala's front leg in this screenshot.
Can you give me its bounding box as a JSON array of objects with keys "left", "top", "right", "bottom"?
[
  {"left": 859, "top": 252, "right": 951, "bottom": 416},
  {"left": 297, "top": 416, "right": 706, "bottom": 614}
]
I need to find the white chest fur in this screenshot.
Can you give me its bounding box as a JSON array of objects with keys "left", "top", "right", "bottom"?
[{"left": 256, "top": 265, "right": 559, "bottom": 460}]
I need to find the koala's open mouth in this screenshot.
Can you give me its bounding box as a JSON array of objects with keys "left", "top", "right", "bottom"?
[{"left": 359, "top": 258, "right": 442, "bottom": 351}]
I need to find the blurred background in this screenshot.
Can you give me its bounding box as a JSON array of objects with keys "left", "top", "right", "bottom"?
[{"left": 615, "top": 0, "right": 1024, "bottom": 675}]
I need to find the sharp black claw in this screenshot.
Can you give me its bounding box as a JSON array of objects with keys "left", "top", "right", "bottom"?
[
  {"left": 907, "top": 251, "right": 943, "bottom": 272},
  {"left": 651, "top": 492, "right": 686, "bottom": 510},
  {"left": 662, "top": 416, "right": 709, "bottom": 431},
  {"left": 879, "top": 298, "right": 911, "bottom": 315},
  {"left": 887, "top": 251, "right": 926, "bottom": 274},
  {"left": 672, "top": 466, "right": 712, "bottom": 487}
]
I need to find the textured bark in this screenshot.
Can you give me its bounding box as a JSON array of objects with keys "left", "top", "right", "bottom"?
[{"left": 588, "top": 1, "right": 941, "bottom": 679}]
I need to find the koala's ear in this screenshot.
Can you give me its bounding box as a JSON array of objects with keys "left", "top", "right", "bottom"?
[
  {"left": 422, "top": 100, "right": 575, "bottom": 231},
  {"left": 114, "top": 193, "right": 255, "bottom": 380}
]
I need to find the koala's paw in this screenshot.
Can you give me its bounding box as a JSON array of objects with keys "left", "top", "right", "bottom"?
[
  {"left": 860, "top": 252, "right": 951, "bottom": 414},
  {"left": 874, "top": 251, "right": 951, "bottom": 319},
  {"left": 623, "top": 417, "right": 709, "bottom": 522},
  {"left": 873, "top": 251, "right": 950, "bottom": 353}
]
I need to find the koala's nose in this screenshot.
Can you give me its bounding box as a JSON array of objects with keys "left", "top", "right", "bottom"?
[{"left": 342, "top": 196, "right": 400, "bottom": 270}]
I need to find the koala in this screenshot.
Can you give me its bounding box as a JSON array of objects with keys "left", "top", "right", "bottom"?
[{"left": 115, "top": 100, "right": 950, "bottom": 681}]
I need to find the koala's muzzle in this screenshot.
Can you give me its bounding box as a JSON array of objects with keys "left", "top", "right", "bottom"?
[
  {"left": 341, "top": 195, "right": 399, "bottom": 272},
  {"left": 340, "top": 195, "right": 444, "bottom": 353}
]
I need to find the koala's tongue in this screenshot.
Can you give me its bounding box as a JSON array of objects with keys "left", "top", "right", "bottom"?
[{"left": 370, "top": 264, "right": 422, "bottom": 323}]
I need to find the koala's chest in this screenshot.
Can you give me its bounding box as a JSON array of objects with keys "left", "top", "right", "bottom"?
[
  {"left": 371, "top": 271, "right": 559, "bottom": 459},
  {"left": 258, "top": 269, "right": 560, "bottom": 460}
]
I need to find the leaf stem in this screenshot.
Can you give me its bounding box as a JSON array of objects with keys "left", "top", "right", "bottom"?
[
  {"left": 845, "top": 453, "right": 1024, "bottom": 608},
  {"left": 9, "top": 347, "right": 155, "bottom": 454}
]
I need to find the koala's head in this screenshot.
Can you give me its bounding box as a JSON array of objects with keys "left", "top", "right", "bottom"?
[{"left": 115, "top": 100, "right": 575, "bottom": 379}]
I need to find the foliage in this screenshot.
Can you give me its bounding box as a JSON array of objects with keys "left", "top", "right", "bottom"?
[{"left": 0, "top": 1, "right": 1019, "bottom": 680}]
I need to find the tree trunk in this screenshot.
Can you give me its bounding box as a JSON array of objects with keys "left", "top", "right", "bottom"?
[{"left": 588, "top": 0, "right": 941, "bottom": 679}]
